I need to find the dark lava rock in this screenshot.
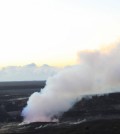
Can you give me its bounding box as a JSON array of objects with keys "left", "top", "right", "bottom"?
[
  {"left": 0, "top": 81, "right": 46, "bottom": 122},
  {"left": 0, "top": 83, "right": 120, "bottom": 134},
  {"left": 0, "top": 107, "right": 12, "bottom": 122},
  {"left": 1, "top": 119, "right": 120, "bottom": 134},
  {"left": 60, "top": 92, "right": 120, "bottom": 122}
]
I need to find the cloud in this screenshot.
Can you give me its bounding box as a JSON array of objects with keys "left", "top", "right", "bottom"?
[
  {"left": 0, "top": 64, "right": 60, "bottom": 81},
  {"left": 22, "top": 43, "right": 120, "bottom": 123}
]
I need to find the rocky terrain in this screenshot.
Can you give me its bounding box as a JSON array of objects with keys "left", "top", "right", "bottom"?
[
  {"left": 0, "top": 81, "right": 45, "bottom": 122},
  {"left": 60, "top": 93, "right": 120, "bottom": 122},
  {"left": 0, "top": 81, "right": 120, "bottom": 133}
]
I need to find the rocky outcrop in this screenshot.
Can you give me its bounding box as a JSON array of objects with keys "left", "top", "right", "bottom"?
[{"left": 60, "top": 92, "right": 120, "bottom": 121}]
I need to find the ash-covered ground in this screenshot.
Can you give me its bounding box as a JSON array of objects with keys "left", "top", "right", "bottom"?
[{"left": 0, "top": 81, "right": 120, "bottom": 134}]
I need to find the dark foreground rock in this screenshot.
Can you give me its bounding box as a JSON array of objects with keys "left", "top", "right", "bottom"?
[
  {"left": 0, "top": 81, "right": 46, "bottom": 122},
  {"left": 60, "top": 93, "right": 120, "bottom": 122},
  {"left": 0, "top": 82, "right": 120, "bottom": 133},
  {"left": 0, "top": 119, "right": 120, "bottom": 134}
]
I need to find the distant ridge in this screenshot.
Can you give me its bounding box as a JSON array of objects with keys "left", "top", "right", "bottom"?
[{"left": 0, "top": 81, "right": 46, "bottom": 90}]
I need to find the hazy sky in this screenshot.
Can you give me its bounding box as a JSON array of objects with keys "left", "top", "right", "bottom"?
[{"left": 0, "top": 0, "right": 120, "bottom": 68}]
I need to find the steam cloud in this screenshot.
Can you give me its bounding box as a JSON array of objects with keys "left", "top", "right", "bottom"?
[{"left": 22, "top": 44, "right": 120, "bottom": 122}]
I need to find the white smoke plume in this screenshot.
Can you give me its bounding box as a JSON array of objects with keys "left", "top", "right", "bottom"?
[{"left": 22, "top": 44, "right": 120, "bottom": 122}]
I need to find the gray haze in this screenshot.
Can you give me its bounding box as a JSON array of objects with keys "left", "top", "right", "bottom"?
[{"left": 0, "top": 64, "right": 60, "bottom": 81}]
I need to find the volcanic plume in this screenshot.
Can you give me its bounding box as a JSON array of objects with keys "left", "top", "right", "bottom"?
[{"left": 22, "top": 44, "right": 120, "bottom": 123}]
